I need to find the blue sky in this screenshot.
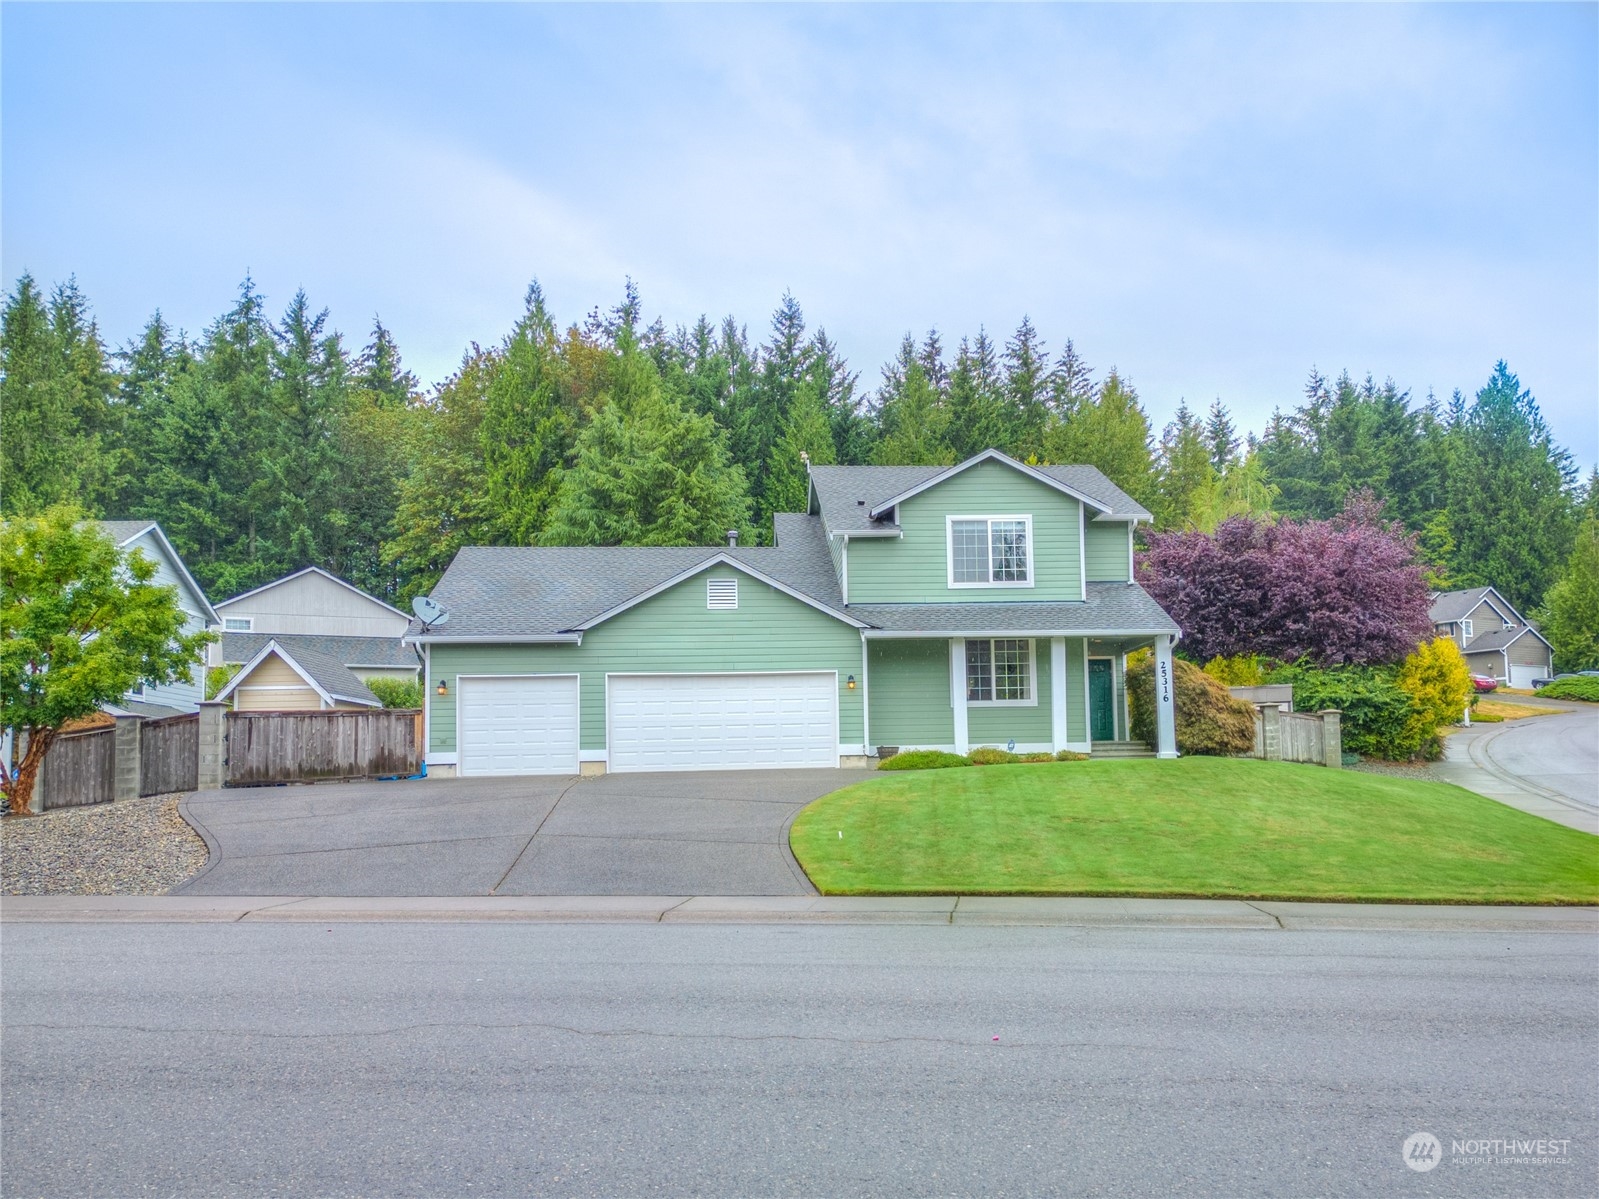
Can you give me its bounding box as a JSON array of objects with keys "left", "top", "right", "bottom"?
[{"left": 5, "top": 2, "right": 1596, "bottom": 467}]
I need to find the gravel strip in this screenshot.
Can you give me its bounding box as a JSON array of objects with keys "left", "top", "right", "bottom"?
[
  {"left": 1347, "top": 759, "right": 1441, "bottom": 780},
  {"left": 1, "top": 794, "right": 207, "bottom": 895}
]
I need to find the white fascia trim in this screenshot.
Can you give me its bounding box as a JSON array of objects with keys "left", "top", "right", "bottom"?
[
  {"left": 327, "top": 693, "right": 382, "bottom": 709},
  {"left": 830, "top": 528, "right": 903, "bottom": 538},
  {"left": 1089, "top": 512, "right": 1147, "bottom": 523},
  {"left": 214, "top": 639, "right": 334, "bottom": 707},
  {"left": 217, "top": 565, "right": 410, "bottom": 620},
  {"left": 120, "top": 523, "right": 222, "bottom": 625},
  {"left": 572, "top": 553, "right": 869, "bottom": 630},
  {"left": 404, "top": 633, "right": 584, "bottom": 646},
  {"left": 345, "top": 663, "right": 421, "bottom": 671},
  {"left": 863, "top": 628, "right": 1177, "bottom": 640},
  {"left": 868, "top": 449, "right": 1111, "bottom": 519}
]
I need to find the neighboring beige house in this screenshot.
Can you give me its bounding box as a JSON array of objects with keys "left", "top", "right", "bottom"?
[
  {"left": 209, "top": 568, "right": 419, "bottom": 711},
  {"left": 213, "top": 638, "right": 389, "bottom": 711},
  {"left": 1429, "top": 586, "right": 1554, "bottom": 689}
]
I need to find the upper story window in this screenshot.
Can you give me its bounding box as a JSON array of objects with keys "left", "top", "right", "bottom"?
[
  {"left": 223, "top": 617, "right": 253, "bottom": 632},
  {"left": 948, "top": 516, "right": 1033, "bottom": 588},
  {"left": 1461, "top": 619, "right": 1473, "bottom": 641}
]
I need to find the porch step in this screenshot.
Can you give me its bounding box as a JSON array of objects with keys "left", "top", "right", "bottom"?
[{"left": 1091, "top": 740, "right": 1156, "bottom": 759}]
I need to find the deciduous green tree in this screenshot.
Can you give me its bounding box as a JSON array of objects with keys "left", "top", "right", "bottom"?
[{"left": 1, "top": 508, "right": 213, "bottom": 814}]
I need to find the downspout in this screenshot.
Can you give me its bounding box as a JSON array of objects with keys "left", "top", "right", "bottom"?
[
  {"left": 1078, "top": 504, "right": 1087, "bottom": 600},
  {"left": 841, "top": 535, "right": 849, "bottom": 605},
  {"left": 860, "top": 630, "right": 870, "bottom": 755}
]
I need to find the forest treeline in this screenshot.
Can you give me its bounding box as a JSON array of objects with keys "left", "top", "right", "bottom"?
[{"left": 2, "top": 273, "right": 1591, "bottom": 615}]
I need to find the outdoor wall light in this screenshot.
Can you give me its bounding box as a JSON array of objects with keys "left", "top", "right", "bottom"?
[
  {"left": 847, "top": 675, "right": 856, "bottom": 690},
  {"left": 436, "top": 680, "right": 448, "bottom": 696}
]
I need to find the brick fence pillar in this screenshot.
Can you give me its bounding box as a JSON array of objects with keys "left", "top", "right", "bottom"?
[
  {"left": 1261, "top": 704, "right": 1281, "bottom": 761},
  {"left": 113, "top": 714, "right": 142, "bottom": 801},
  {"left": 197, "top": 702, "right": 228, "bottom": 791},
  {"left": 1319, "top": 709, "right": 1343, "bottom": 769}
]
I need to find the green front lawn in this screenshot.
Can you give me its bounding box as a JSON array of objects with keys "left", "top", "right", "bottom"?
[{"left": 789, "top": 758, "right": 1599, "bottom": 904}]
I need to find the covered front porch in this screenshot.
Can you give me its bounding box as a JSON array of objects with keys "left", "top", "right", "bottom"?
[{"left": 862, "top": 632, "right": 1178, "bottom": 759}]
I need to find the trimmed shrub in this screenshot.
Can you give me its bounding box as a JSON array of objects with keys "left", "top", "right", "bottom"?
[
  {"left": 1265, "top": 662, "right": 1418, "bottom": 759},
  {"left": 1018, "top": 752, "right": 1055, "bottom": 763},
  {"left": 1202, "top": 654, "right": 1265, "bottom": 687},
  {"left": 205, "top": 663, "right": 240, "bottom": 701},
  {"left": 1395, "top": 637, "right": 1472, "bottom": 751},
  {"left": 1127, "top": 655, "right": 1256, "bottom": 756},
  {"left": 1054, "top": 750, "right": 1089, "bottom": 761},
  {"left": 877, "top": 750, "right": 971, "bottom": 771},
  {"left": 1536, "top": 676, "right": 1599, "bottom": 703},
  {"left": 967, "top": 746, "right": 1022, "bottom": 765},
  {"left": 367, "top": 677, "right": 424, "bottom": 710}
]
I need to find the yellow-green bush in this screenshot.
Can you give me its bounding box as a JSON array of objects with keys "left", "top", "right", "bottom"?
[
  {"left": 1202, "top": 654, "right": 1265, "bottom": 687},
  {"left": 968, "top": 746, "right": 1022, "bottom": 765},
  {"left": 1395, "top": 637, "right": 1472, "bottom": 752}
]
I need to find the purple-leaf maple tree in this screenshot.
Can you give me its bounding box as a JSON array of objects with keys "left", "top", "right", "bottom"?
[{"left": 1137, "top": 492, "right": 1433, "bottom": 665}]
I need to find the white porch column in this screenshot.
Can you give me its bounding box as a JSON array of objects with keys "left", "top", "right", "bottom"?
[
  {"left": 948, "top": 638, "right": 969, "bottom": 755},
  {"left": 1153, "top": 635, "right": 1179, "bottom": 759},
  {"left": 1050, "top": 636, "right": 1068, "bottom": 752}
]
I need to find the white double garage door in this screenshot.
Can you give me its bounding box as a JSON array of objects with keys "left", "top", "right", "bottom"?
[{"left": 457, "top": 672, "right": 839, "bottom": 776}]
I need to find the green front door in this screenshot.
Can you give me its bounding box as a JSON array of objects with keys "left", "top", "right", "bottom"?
[{"left": 1088, "top": 659, "right": 1116, "bottom": 741}]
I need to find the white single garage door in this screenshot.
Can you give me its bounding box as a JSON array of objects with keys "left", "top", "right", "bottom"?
[
  {"left": 1509, "top": 664, "right": 1545, "bottom": 690},
  {"left": 608, "top": 673, "right": 837, "bottom": 773},
  {"left": 458, "top": 675, "right": 580, "bottom": 776}
]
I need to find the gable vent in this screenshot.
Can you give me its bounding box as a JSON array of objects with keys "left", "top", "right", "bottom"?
[{"left": 707, "top": 578, "right": 738, "bottom": 610}]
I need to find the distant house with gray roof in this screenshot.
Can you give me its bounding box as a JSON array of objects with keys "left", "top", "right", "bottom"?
[
  {"left": 406, "top": 449, "right": 1183, "bottom": 779},
  {"left": 1428, "top": 586, "right": 1553, "bottom": 688},
  {"left": 98, "top": 520, "right": 219, "bottom": 717},
  {"left": 209, "top": 568, "right": 419, "bottom": 710}
]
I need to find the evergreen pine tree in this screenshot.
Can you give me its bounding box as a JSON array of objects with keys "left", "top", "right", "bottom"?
[
  {"left": 947, "top": 331, "right": 1010, "bottom": 459},
  {"left": 763, "top": 365, "right": 837, "bottom": 522},
  {"left": 874, "top": 361, "right": 952, "bottom": 466},
  {"left": 1155, "top": 402, "right": 1217, "bottom": 529},
  {"left": 1002, "top": 316, "right": 1052, "bottom": 460},
  {"left": 1446, "top": 362, "right": 1578, "bottom": 611},
  {"left": 1205, "top": 399, "right": 1239, "bottom": 472},
  {"left": 1042, "top": 369, "right": 1157, "bottom": 510}
]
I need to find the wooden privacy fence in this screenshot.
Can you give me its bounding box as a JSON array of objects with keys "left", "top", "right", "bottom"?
[
  {"left": 1248, "top": 705, "right": 1343, "bottom": 768},
  {"left": 38, "top": 727, "right": 116, "bottom": 810},
  {"left": 225, "top": 709, "right": 422, "bottom": 786},
  {"left": 21, "top": 705, "right": 423, "bottom": 810},
  {"left": 140, "top": 713, "right": 199, "bottom": 796}
]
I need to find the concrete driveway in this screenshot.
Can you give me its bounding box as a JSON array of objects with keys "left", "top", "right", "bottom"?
[{"left": 174, "top": 769, "right": 870, "bottom": 897}]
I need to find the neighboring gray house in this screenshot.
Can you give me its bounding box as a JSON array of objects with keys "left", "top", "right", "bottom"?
[
  {"left": 1429, "top": 586, "right": 1554, "bottom": 689},
  {"left": 209, "top": 568, "right": 419, "bottom": 709},
  {"left": 99, "top": 520, "right": 220, "bottom": 716}
]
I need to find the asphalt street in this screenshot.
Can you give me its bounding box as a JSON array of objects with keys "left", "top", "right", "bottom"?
[
  {"left": 3, "top": 922, "right": 1594, "bottom": 1198},
  {"left": 1483, "top": 703, "right": 1599, "bottom": 809}
]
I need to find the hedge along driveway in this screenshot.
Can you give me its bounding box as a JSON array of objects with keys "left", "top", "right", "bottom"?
[{"left": 789, "top": 757, "right": 1599, "bottom": 903}]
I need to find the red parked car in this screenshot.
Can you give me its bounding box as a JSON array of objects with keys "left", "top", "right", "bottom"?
[{"left": 1470, "top": 674, "right": 1499, "bottom": 693}]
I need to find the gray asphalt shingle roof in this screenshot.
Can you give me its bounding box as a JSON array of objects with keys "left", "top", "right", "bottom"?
[
  {"left": 221, "top": 633, "right": 419, "bottom": 670},
  {"left": 1461, "top": 626, "right": 1549, "bottom": 655},
  {"left": 849, "top": 583, "right": 1179, "bottom": 635},
  {"left": 807, "top": 457, "right": 1152, "bottom": 533},
  {"left": 98, "top": 519, "right": 157, "bottom": 545},
  {"left": 243, "top": 640, "right": 382, "bottom": 707},
  {"left": 1428, "top": 587, "right": 1498, "bottom": 624}
]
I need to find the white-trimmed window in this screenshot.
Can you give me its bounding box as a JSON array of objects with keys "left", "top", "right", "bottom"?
[
  {"left": 707, "top": 578, "right": 738, "bottom": 610},
  {"left": 223, "top": 617, "right": 253, "bottom": 632},
  {"left": 966, "top": 638, "right": 1035, "bottom": 705},
  {"left": 1461, "top": 619, "right": 1473, "bottom": 641},
  {"left": 948, "top": 516, "right": 1033, "bottom": 587}
]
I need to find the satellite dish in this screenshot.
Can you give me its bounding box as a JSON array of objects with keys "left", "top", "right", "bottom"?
[{"left": 411, "top": 595, "right": 450, "bottom": 627}]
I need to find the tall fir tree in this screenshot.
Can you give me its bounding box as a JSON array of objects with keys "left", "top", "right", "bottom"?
[
  {"left": 1042, "top": 369, "right": 1157, "bottom": 511},
  {"left": 874, "top": 360, "right": 952, "bottom": 466},
  {"left": 1155, "top": 402, "right": 1217, "bottom": 529},
  {"left": 763, "top": 363, "right": 838, "bottom": 523},
  {"left": 1445, "top": 362, "right": 1577, "bottom": 611},
  {"left": 1002, "top": 316, "right": 1052, "bottom": 460},
  {"left": 479, "top": 281, "right": 574, "bottom": 545},
  {"left": 1205, "top": 400, "right": 1239, "bottom": 473},
  {"left": 947, "top": 330, "right": 1010, "bottom": 460}
]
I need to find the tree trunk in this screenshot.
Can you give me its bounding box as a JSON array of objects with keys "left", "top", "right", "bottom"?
[{"left": 7, "top": 728, "right": 56, "bottom": 816}]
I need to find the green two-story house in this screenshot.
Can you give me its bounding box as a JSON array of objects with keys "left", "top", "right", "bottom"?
[{"left": 411, "top": 449, "right": 1181, "bottom": 777}]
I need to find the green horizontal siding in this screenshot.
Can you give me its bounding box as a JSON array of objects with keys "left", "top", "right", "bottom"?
[
  {"left": 847, "top": 459, "right": 1083, "bottom": 603},
  {"left": 867, "top": 639, "right": 954, "bottom": 748},
  {"left": 1084, "top": 520, "right": 1131, "bottom": 583},
  {"left": 428, "top": 567, "right": 864, "bottom": 755},
  {"left": 967, "top": 639, "right": 1052, "bottom": 746}
]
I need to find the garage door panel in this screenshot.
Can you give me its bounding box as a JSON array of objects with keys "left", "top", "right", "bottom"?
[
  {"left": 1509, "top": 664, "right": 1544, "bottom": 690},
  {"left": 609, "top": 673, "right": 837, "bottom": 772},
  {"left": 459, "top": 675, "right": 580, "bottom": 777}
]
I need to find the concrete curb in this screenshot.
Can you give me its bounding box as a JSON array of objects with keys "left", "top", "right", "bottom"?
[
  {"left": 3, "top": 894, "right": 1595, "bottom": 931},
  {"left": 168, "top": 793, "right": 223, "bottom": 894}
]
